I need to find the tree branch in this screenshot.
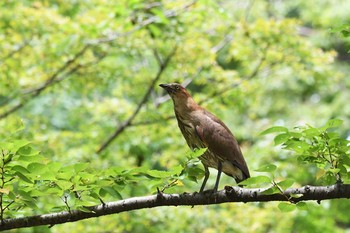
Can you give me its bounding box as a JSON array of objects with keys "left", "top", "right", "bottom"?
[
  {"left": 0, "top": 45, "right": 91, "bottom": 120},
  {"left": 1, "top": 184, "right": 349, "bottom": 231},
  {"left": 0, "top": 39, "right": 31, "bottom": 66},
  {"left": 0, "top": 2, "right": 195, "bottom": 120},
  {"left": 131, "top": 44, "right": 270, "bottom": 127},
  {"left": 96, "top": 46, "right": 177, "bottom": 153},
  {"left": 86, "top": 1, "right": 197, "bottom": 45}
]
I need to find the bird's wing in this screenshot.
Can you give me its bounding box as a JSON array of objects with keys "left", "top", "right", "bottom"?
[{"left": 195, "top": 110, "right": 250, "bottom": 179}]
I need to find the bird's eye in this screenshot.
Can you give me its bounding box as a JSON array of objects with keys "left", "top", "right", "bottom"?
[{"left": 175, "top": 86, "right": 180, "bottom": 90}]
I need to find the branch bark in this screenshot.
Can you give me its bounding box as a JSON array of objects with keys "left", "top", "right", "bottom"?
[{"left": 1, "top": 184, "right": 349, "bottom": 231}]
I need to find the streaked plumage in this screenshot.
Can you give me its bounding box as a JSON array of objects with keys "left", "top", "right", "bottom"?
[{"left": 160, "top": 83, "right": 250, "bottom": 192}]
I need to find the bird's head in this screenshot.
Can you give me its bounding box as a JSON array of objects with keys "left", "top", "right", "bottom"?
[{"left": 159, "top": 83, "right": 191, "bottom": 101}]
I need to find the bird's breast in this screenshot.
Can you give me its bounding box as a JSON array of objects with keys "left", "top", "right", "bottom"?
[{"left": 175, "top": 113, "right": 204, "bottom": 150}]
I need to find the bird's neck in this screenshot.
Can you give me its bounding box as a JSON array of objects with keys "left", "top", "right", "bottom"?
[{"left": 173, "top": 96, "right": 200, "bottom": 117}]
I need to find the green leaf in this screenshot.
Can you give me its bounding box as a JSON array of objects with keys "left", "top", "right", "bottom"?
[
  {"left": 171, "top": 165, "right": 183, "bottom": 175},
  {"left": 47, "top": 162, "right": 62, "bottom": 172},
  {"left": 276, "top": 179, "right": 295, "bottom": 190},
  {"left": 40, "top": 171, "right": 57, "bottom": 180},
  {"left": 274, "top": 133, "right": 290, "bottom": 145},
  {"left": 150, "top": 8, "right": 170, "bottom": 24},
  {"left": 148, "top": 24, "right": 162, "bottom": 37},
  {"left": 255, "top": 164, "right": 277, "bottom": 173},
  {"left": 278, "top": 202, "right": 296, "bottom": 212},
  {"left": 296, "top": 202, "right": 308, "bottom": 210},
  {"left": 76, "top": 205, "right": 94, "bottom": 213},
  {"left": 260, "top": 126, "right": 288, "bottom": 135},
  {"left": 23, "top": 200, "right": 38, "bottom": 210},
  {"left": 261, "top": 186, "right": 280, "bottom": 194},
  {"left": 18, "top": 154, "right": 46, "bottom": 163},
  {"left": 104, "top": 167, "right": 125, "bottom": 176},
  {"left": 57, "top": 170, "right": 72, "bottom": 180},
  {"left": 74, "top": 163, "right": 90, "bottom": 173},
  {"left": 302, "top": 128, "right": 320, "bottom": 137},
  {"left": 9, "top": 140, "right": 31, "bottom": 153},
  {"left": 56, "top": 180, "right": 73, "bottom": 190},
  {"left": 187, "top": 148, "right": 207, "bottom": 159},
  {"left": 15, "top": 171, "right": 33, "bottom": 184},
  {"left": 321, "top": 119, "right": 343, "bottom": 131},
  {"left": 239, "top": 175, "right": 272, "bottom": 185},
  {"left": 27, "top": 162, "right": 47, "bottom": 174},
  {"left": 144, "top": 169, "right": 173, "bottom": 178},
  {"left": 343, "top": 29, "right": 350, "bottom": 37},
  {"left": 11, "top": 165, "right": 30, "bottom": 174},
  {"left": 328, "top": 168, "right": 340, "bottom": 174},
  {"left": 186, "top": 167, "right": 204, "bottom": 177},
  {"left": 99, "top": 187, "right": 123, "bottom": 199},
  {"left": 17, "top": 145, "right": 40, "bottom": 156},
  {"left": 284, "top": 141, "right": 310, "bottom": 153},
  {"left": 18, "top": 190, "right": 37, "bottom": 202}
]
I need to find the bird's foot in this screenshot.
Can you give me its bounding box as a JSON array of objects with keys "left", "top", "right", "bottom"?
[{"left": 201, "top": 189, "right": 218, "bottom": 195}]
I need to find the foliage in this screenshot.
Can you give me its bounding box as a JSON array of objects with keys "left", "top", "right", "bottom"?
[
  {"left": 262, "top": 119, "right": 350, "bottom": 185},
  {"left": 0, "top": 128, "right": 205, "bottom": 220}
]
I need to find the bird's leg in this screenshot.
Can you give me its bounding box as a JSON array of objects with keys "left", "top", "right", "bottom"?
[
  {"left": 213, "top": 161, "right": 222, "bottom": 192},
  {"left": 199, "top": 165, "right": 210, "bottom": 193}
]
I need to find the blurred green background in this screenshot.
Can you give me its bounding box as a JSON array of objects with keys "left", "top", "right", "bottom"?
[{"left": 1, "top": 0, "right": 350, "bottom": 232}]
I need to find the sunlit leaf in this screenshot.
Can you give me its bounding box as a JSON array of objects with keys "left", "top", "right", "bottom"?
[
  {"left": 296, "top": 201, "right": 308, "bottom": 210},
  {"left": 27, "top": 162, "right": 47, "bottom": 174},
  {"left": 278, "top": 202, "right": 296, "bottom": 212},
  {"left": 0, "top": 188, "right": 10, "bottom": 194},
  {"left": 255, "top": 164, "right": 277, "bottom": 173},
  {"left": 321, "top": 119, "right": 343, "bottom": 131},
  {"left": 261, "top": 186, "right": 280, "bottom": 194},
  {"left": 74, "top": 163, "right": 90, "bottom": 173},
  {"left": 276, "top": 179, "right": 295, "bottom": 190},
  {"left": 239, "top": 176, "right": 272, "bottom": 185},
  {"left": 187, "top": 148, "right": 207, "bottom": 159},
  {"left": 274, "top": 133, "right": 290, "bottom": 145},
  {"left": 260, "top": 126, "right": 288, "bottom": 135},
  {"left": 14, "top": 171, "right": 33, "bottom": 184},
  {"left": 99, "top": 187, "right": 123, "bottom": 199}
]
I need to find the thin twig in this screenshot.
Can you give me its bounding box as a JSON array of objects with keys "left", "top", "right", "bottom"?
[
  {"left": 131, "top": 45, "right": 270, "bottom": 127},
  {"left": 0, "top": 45, "right": 91, "bottom": 120},
  {"left": 0, "top": 2, "right": 196, "bottom": 120},
  {"left": 86, "top": 1, "right": 197, "bottom": 45},
  {"left": 0, "top": 39, "right": 31, "bottom": 66},
  {"left": 22, "top": 44, "right": 90, "bottom": 96}
]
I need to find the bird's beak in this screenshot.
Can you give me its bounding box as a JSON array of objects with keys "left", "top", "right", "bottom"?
[
  {"left": 159, "top": 84, "right": 171, "bottom": 92},
  {"left": 159, "top": 84, "right": 169, "bottom": 89}
]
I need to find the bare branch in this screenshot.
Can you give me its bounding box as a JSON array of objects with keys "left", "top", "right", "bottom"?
[
  {"left": 0, "top": 45, "right": 91, "bottom": 120},
  {"left": 0, "top": 39, "right": 31, "bottom": 66},
  {"left": 211, "top": 33, "right": 234, "bottom": 54},
  {"left": 0, "top": 2, "right": 195, "bottom": 120},
  {"left": 86, "top": 1, "right": 197, "bottom": 45},
  {"left": 1, "top": 184, "right": 349, "bottom": 231},
  {"left": 22, "top": 44, "right": 91, "bottom": 96},
  {"left": 96, "top": 46, "right": 178, "bottom": 153}
]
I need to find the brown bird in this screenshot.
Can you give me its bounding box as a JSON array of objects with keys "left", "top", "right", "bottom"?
[{"left": 160, "top": 83, "right": 250, "bottom": 192}]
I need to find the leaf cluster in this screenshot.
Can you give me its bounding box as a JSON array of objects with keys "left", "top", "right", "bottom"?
[{"left": 261, "top": 119, "right": 350, "bottom": 185}]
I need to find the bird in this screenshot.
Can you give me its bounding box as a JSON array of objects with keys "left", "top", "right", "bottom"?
[{"left": 160, "top": 83, "right": 250, "bottom": 192}]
